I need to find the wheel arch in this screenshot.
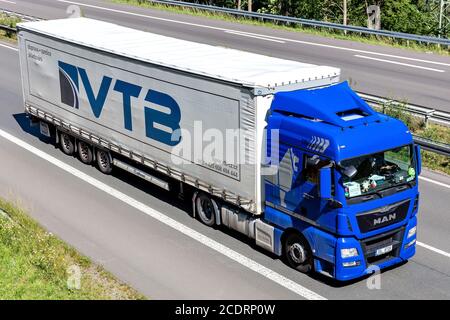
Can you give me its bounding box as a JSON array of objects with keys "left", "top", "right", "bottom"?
[{"left": 281, "top": 227, "right": 313, "bottom": 254}]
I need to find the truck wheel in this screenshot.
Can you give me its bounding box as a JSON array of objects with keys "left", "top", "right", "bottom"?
[
  {"left": 78, "top": 141, "right": 93, "bottom": 164},
  {"left": 96, "top": 149, "right": 113, "bottom": 174},
  {"left": 60, "top": 132, "right": 75, "bottom": 155},
  {"left": 196, "top": 193, "right": 216, "bottom": 227},
  {"left": 283, "top": 233, "right": 313, "bottom": 273}
]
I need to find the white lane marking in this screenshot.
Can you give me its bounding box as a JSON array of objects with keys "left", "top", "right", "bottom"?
[
  {"left": 419, "top": 176, "right": 450, "bottom": 189},
  {"left": 417, "top": 242, "right": 450, "bottom": 258},
  {"left": 58, "top": 0, "right": 450, "bottom": 68},
  {"left": 354, "top": 55, "right": 445, "bottom": 73},
  {"left": 225, "top": 30, "right": 285, "bottom": 43},
  {"left": 0, "top": 128, "right": 325, "bottom": 300},
  {"left": 0, "top": 0, "right": 16, "bottom": 4},
  {"left": 0, "top": 43, "right": 18, "bottom": 51}
]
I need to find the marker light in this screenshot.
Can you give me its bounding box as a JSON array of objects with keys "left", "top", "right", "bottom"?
[
  {"left": 341, "top": 248, "right": 358, "bottom": 258},
  {"left": 405, "top": 239, "right": 416, "bottom": 249},
  {"left": 343, "top": 261, "right": 361, "bottom": 267},
  {"left": 407, "top": 226, "right": 417, "bottom": 239}
]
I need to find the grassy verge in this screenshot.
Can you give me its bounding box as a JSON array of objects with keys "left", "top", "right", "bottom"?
[
  {"left": 0, "top": 199, "right": 146, "bottom": 299},
  {"left": 111, "top": 0, "right": 449, "bottom": 56},
  {"left": 0, "top": 13, "right": 20, "bottom": 42},
  {"left": 382, "top": 103, "right": 450, "bottom": 175}
]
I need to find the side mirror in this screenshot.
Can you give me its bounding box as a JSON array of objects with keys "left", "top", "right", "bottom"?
[
  {"left": 319, "top": 167, "right": 332, "bottom": 200},
  {"left": 414, "top": 144, "right": 422, "bottom": 176},
  {"left": 307, "top": 155, "right": 320, "bottom": 167}
]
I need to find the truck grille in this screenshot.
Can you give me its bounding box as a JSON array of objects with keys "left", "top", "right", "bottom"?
[
  {"left": 356, "top": 199, "right": 410, "bottom": 233},
  {"left": 360, "top": 227, "right": 405, "bottom": 266}
]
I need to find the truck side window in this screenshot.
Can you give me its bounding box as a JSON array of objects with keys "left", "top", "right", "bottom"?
[{"left": 304, "top": 155, "right": 328, "bottom": 184}]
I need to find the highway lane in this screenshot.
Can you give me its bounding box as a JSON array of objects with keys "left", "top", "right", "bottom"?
[
  {"left": 0, "top": 42, "right": 449, "bottom": 299},
  {"left": 1, "top": 0, "right": 450, "bottom": 112}
]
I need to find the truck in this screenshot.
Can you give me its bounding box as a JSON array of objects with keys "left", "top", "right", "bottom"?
[{"left": 17, "top": 17, "right": 421, "bottom": 281}]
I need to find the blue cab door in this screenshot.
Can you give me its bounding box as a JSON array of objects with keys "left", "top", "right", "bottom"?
[{"left": 265, "top": 146, "right": 334, "bottom": 230}]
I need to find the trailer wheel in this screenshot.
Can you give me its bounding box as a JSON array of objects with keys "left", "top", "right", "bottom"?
[
  {"left": 78, "top": 141, "right": 93, "bottom": 164},
  {"left": 96, "top": 149, "right": 113, "bottom": 174},
  {"left": 196, "top": 193, "right": 216, "bottom": 227},
  {"left": 283, "top": 233, "right": 313, "bottom": 273},
  {"left": 60, "top": 132, "right": 75, "bottom": 155}
]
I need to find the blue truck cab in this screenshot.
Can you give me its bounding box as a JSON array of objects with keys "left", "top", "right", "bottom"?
[{"left": 263, "top": 82, "right": 420, "bottom": 281}]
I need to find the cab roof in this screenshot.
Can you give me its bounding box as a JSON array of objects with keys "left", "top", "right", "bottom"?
[
  {"left": 271, "top": 82, "right": 380, "bottom": 128},
  {"left": 270, "top": 82, "right": 413, "bottom": 161}
]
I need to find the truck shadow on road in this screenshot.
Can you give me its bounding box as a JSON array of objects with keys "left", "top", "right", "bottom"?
[
  {"left": 14, "top": 113, "right": 54, "bottom": 145},
  {"left": 13, "top": 112, "right": 409, "bottom": 289}
]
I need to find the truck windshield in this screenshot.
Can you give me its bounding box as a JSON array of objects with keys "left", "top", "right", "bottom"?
[{"left": 340, "top": 145, "right": 416, "bottom": 199}]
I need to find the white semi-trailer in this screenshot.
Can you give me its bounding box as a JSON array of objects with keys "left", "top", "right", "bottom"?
[
  {"left": 18, "top": 18, "right": 339, "bottom": 214},
  {"left": 18, "top": 18, "right": 420, "bottom": 280}
]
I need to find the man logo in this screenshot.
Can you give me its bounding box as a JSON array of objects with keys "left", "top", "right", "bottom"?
[{"left": 373, "top": 213, "right": 396, "bottom": 226}]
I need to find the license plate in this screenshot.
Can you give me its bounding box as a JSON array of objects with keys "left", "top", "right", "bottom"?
[
  {"left": 376, "top": 244, "right": 393, "bottom": 256},
  {"left": 40, "top": 122, "right": 50, "bottom": 137}
]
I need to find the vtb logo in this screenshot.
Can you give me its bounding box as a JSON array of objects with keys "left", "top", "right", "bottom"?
[{"left": 58, "top": 61, "right": 181, "bottom": 146}]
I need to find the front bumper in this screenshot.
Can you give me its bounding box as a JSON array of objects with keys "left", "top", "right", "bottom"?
[{"left": 316, "top": 216, "right": 417, "bottom": 281}]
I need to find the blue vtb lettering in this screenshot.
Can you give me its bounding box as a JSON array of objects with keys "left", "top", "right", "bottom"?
[
  {"left": 78, "top": 68, "right": 112, "bottom": 118},
  {"left": 113, "top": 80, "right": 142, "bottom": 131},
  {"left": 144, "top": 90, "right": 181, "bottom": 146},
  {"left": 58, "top": 61, "right": 181, "bottom": 146}
]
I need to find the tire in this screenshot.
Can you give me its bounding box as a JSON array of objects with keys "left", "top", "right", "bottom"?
[
  {"left": 283, "top": 233, "right": 313, "bottom": 273},
  {"left": 195, "top": 193, "right": 216, "bottom": 227},
  {"left": 78, "top": 141, "right": 93, "bottom": 164},
  {"left": 96, "top": 149, "right": 113, "bottom": 174},
  {"left": 60, "top": 132, "right": 75, "bottom": 155}
]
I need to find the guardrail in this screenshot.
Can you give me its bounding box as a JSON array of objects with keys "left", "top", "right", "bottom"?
[
  {"left": 358, "top": 92, "right": 450, "bottom": 127},
  {"left": 148, "top": 0, "right": 450, "bottom": 47},
  {"left": 413, "top": 135, "right": 450, "bottom": 156},
  {"left": 0, "top": 24, "right": 15, "bottom": 33},
  {"left": 0, "top": 8, "right": 40, "bottom": 22},
  {"left": 0, "top": 13, "right": 448, "bottom": 156}
]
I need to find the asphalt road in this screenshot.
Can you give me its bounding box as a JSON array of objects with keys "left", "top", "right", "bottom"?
[
  {"left": 0, "top": 40, "right": 449, "bottom": 299},
  {"left": 1, "top": 0, "right": 450, "bottom": 112}
]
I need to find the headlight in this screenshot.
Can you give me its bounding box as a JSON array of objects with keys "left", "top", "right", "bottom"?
[
  {"left": 341, "top": 248, "right": 358, "bottom": 258},
  {"left": 407, "top": 226, "right": 417, "bottom": 239}
]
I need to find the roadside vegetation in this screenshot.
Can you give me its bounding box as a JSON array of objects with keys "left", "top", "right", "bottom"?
[
  {"left": 111, "top": 0, "right": 450, "bottom": 55},
  {"left": 0, "top": 199, "right": 146, "bottom": 299},
  {"left": 381, "top": 102, "right": 450, "bottom": 175},
  {"left": 0, "top": 13, "right": 20, "bottom": 42}
]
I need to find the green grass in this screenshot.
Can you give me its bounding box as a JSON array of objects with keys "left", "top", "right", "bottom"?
[
  {"left": 0, "top": 13, "right": 20, "bottom": 41},
  {"left": 0, "top": 199, "right": 146, "bottom": 299},
  {"left": 111, "top": 0, "right": 450, "bottom": 56}
]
